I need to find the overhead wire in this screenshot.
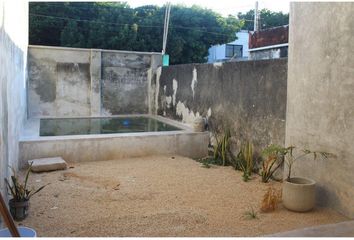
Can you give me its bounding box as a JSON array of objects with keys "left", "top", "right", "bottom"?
[{"left": 29, "top": 13, "right": 239, "bottom": 37}]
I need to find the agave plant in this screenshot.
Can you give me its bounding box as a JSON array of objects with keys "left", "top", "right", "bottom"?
[{"left": 5, "top": 163, "right": 46, "bottom": 202}]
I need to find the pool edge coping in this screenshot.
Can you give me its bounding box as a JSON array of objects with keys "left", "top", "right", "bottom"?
[{"left": 20, "top": 115, "right": 205, "bottom": 143}]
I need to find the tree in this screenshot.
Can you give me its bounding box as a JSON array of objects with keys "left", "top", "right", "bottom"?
[
  {"left": 60, "top": 21, "right": 84, "bottom": 47},
  {"left": 237, "top": 9, "right": 289, "bottom": 31},
  {"left": 29, "top": 2, "right": 242, "bottom": 64}
]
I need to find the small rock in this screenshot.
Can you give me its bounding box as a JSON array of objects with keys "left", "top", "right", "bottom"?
[
  {"left": 58, "top": 174, "right": 69, "bottom": 181},
  {"left": 50, "top": 206, "right": 58, "bottom": 210},
  {"left": 35, "top": 179, "right": 42, "bottom": 183}
]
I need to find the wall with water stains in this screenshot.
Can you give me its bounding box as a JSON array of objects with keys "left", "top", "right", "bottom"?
[
  {"left": 0, "top": 0, "right": 28, "bottom": 205},
  {"left": 286, "top": 2, "right": 354, "bottom": 218},
  {"left": 27, "top": 45, "right": 162, "bottom": 118},
  {"left": 158, "top": 59, "right": 288, "bottom": 154}
]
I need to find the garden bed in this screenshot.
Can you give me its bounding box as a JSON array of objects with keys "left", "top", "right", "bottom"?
[{"left": 20, "top": 155, "right": 347, "bottom": 237}]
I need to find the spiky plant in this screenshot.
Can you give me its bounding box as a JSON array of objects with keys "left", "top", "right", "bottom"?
[
  {"left": 213, "top": 129, "right": 231, "bottom": 166},
  {"left": 244, "top": 206, "right": 258, "bottom": 220},
  {"left": 5, "top": 163, "right": 47, "bottom": 202},
  {"left": 238, "top": 141, "right": 254, "bottom": 182}
]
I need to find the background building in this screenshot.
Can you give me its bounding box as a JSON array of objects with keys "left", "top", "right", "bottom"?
[
  {"left": 207, "top": 30, "right": 249, "bottom": 63},
  {"left": 248, "top": 25, "right": 289, "bottom": 60}
]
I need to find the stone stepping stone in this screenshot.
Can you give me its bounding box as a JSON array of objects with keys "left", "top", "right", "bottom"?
[{"left": 28, "top": 157, "right": 67, "bottom": 172}]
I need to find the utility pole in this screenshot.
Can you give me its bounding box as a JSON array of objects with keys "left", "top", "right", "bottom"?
[
  {"left": 254, "top": 1, "right": 259, "bottom": 31},
  {"left": 162, "top": 2, "right": 171, "bottom": 55}
]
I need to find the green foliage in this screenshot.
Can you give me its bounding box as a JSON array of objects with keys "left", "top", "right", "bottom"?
[
  {"left": 29, "top": 2, "right": 242, "bottom": 64},
  {"left": 196, "top": 126, "right": 256, "bottom": 183},
  {"left": 237, "top": 9, "right": 289, "bottom": 30},
  {"left": 260, "top": 144, "right": 287, "bottom": 183},
  {"left": 284, "top": 146, "right": 332, "bottom": 181},
  {"left": 5, "top": 163, "right": 47, "bottom": 202},
  {"left": 213, "top": 129, "right": 231, "bottom": 166},
  {"left": 244, "top": 206, "right": 258, "bottom": 220},
  {"left": 60, "top": 21, "right": 84, "bottom": 47},
  {"left": 237, "top": 141, "right": 254, "bottom": 182},
  {"left": 259, "top": 145, "right": 332, "bottom": 181}
]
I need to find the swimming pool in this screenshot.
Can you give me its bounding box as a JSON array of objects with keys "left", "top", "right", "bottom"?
[
  {"left": 19, "top": 115, "right": 209, "bottom": 168},
  {"left": 40, "top": 116, "right": 181, "bottom": 136}
]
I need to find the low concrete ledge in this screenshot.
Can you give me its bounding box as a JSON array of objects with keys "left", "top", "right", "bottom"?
[
  {"left": 264, "top": 220, "right": 354, "bottom": 237},
  {"left": 19, "top": 131, "right": 209, "bottom": 169}
]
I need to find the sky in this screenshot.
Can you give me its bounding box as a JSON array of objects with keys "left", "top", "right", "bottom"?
[{"left": 125, "top": 0, "right": 291, "bottom": 16}]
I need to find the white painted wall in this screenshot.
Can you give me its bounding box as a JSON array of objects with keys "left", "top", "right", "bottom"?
[
  {"left": 207, "top": 30, "right": 249, "bottom": 63},
  {"left": 0, "top": 0, "right": 28, "bottom": 202}
]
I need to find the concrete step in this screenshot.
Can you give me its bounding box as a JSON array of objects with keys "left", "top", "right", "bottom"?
[{"left": 28, "top": 157, "right": 67, "bottom": 172}]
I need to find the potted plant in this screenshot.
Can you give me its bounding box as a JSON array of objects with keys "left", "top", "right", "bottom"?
[
  {"left": 280, "top": 146, "right": 331, "bottom": 212},
  {"left": 4, "top": 163, "right": 46, "bottom": 221}
]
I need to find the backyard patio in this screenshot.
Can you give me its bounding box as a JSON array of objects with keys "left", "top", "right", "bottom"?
[
  {"left": 1, "top": 1, "right": 353, "bottom": 237},
  {"left": 20, "top": 155, "right": 347, "bottom": 237}
]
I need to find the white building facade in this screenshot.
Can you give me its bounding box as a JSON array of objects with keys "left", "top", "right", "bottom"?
[{"left": 207, "top": 30, "right": 249, "bottom": 63}]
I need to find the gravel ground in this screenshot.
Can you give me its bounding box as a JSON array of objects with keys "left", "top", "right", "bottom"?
[{"left": 19, "top": 155, "right": 347, "bottom": 237}]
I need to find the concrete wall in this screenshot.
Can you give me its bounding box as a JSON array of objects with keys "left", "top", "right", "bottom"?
[
  {"left": 0, "top": 0, "right": 28, "bottom": 197},
  {"left": 28, "top": 46, "right": 162, "bottom": 118},
  {"left": 158, "top": 59, "right": 288, "bottom": 153},
  {"left": 286, "top": 2, "right": 354, "bottom": 218}
]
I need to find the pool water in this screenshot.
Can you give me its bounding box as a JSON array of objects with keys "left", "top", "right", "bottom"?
[{"left": 40, "top": 116, "right": 182, "bottom": 136}]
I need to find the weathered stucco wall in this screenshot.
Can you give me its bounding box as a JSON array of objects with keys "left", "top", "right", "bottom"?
[
  {"left": 286, "top": 2, "right": 354, "bottom": 218},
  {"left": 28, "top": 46, "right": 162, "bottom": 117},
  {"left": 0, "top": 0, "right": 28, "bottom": 198},
  {"left": 158, "top": 59, "right": 287, "bottom": 153}
]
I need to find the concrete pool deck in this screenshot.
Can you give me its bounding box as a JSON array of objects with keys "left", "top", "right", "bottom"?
[{"left": 19, "top": 115, "right": 209, "bottom": 168}]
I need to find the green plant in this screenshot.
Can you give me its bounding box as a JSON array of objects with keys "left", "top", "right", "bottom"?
[
  {"left": 237, "top": 141, "right": 254, "bottom": 182},
  {"left": 244, "top": 206, "right": 258, "bottom": 220},
  {"left": 213, "top": 129, "right": 231, "bottom": 166},
  {"left": 284, "top": 146, "right": 331, "bottom": 181},
  {"left": 260, "top": 144, "right": 288, "bottom": 183},
  {"left": 5, "top": 163, "right": 47, "bottom": 202},
  {"left": 260, "top": 145, "right": 331, "bottom": 181},
  {"left": 201, "top": 162, "right": 211, "bottom": 168}
]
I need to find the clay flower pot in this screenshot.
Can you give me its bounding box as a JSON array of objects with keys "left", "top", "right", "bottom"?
[{"left": 282, "top": 177, "right": 316, "bottom": 212}]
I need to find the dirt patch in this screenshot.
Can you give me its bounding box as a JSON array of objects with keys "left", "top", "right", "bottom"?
[
  {"left": 60, "top": 172, "right": 120, "bottom": 190},
  {"left": 19, "top": 156, "right": 348, "bottom": 237}
]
